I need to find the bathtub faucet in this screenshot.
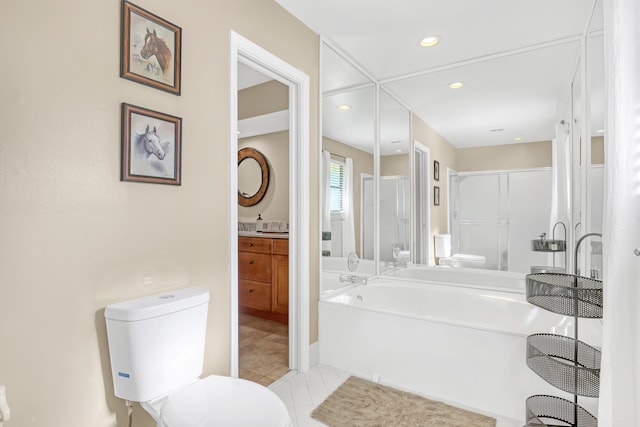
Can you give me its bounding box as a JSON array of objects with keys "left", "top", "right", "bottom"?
[{"left": 339, "top": 274, "right": 368, "bottom": 286}]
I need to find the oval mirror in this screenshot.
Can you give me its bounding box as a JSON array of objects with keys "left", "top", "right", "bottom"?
[{"left": 238, "top": 147, "right": 269, "bottom": 207}]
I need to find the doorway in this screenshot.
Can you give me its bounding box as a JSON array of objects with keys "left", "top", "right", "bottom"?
[
  {"left": 237, "top": 63, "right": 290, "bottom": 385},
  {"left": 413, "top": 142, "right": 431, "bottom": 264},
  {"left": 229, "top": 32, "right": 310, "bottom": 381}
]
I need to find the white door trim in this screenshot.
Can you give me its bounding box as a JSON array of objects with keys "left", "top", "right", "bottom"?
[
  {"left": 229, "top": 31, "right": 311, "bottom": 377},
  {"left": 411, "top": 141, "right": 431, "bottom": 265}
]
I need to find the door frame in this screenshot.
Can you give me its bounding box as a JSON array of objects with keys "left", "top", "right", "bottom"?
[
  {"left": 229, "top": 31, "right": 310, "bottom": 377},
  {"left": 411, "top": 141, "right": 431, "bottom": 265}
]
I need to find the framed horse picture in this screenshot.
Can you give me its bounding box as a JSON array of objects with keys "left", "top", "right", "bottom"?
[
  {"left": 121, "top": 103, "right": 182, "bottom": 185},
  {"left": 121, "top": 1, "right": 182, "bottom": 95}
]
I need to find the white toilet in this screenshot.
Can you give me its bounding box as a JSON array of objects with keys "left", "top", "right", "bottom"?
[
  {"left": 434, "top": 234, "right": 486, "bottom": 268},
  {"left": 437, "top": 253, "right": 487, "bottom": 268},
  {"left": 104, "top": 287, "right": 292, "bottom": 427}
]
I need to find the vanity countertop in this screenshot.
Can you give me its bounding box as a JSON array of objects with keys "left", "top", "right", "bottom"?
[{"left": 239, "top": 231, "right": 289, "bottom": 239}]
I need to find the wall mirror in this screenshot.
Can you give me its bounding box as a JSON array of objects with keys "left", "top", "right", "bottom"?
[
  {"left": 578, "top": 0, "right": 605, "bottom": 277},
  {"left": 237, "top": 147, "right": 269, "bottom": 207},
  {"left": 321, "top": 41, "right": 376, "bottom": 277},
  {"left": 383, "top": 40, "right": 582, "bottom": 273},
  {"left": 319, "top": 2, "right": 605, "bottom": 277}
]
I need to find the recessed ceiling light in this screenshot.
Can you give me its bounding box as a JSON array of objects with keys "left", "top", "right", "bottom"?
[
  {"left": 513, "top": 137, "right": 523, "bottom": 141},
  {"left": 449, "top": 82, "right": 464, "bottom": 89},
  {"left": 420, "top": 36, "right": 439, "bottom": 47},
  {"left": 395, "top": 149, "right": 402, "bottom": 153},
  {"left": 597, "top": 129, "right": 605, "bottom": 133},
  {"left": 337, "top": 104, "right": 351, "bottom": 111}
]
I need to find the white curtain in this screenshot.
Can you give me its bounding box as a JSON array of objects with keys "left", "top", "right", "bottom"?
[
  {"left": 342, "top": 157, "right": 356, "bottom": 256},
  {"left": 598, "top": 0, "right": 640, "bottom": 424},
  {"left": 321, "top": 150, "right": 332, "bottom": 256}
]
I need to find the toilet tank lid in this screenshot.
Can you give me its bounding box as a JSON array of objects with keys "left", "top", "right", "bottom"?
[{"left": 105, "top": 287, "right": 210, "bottom": 322}]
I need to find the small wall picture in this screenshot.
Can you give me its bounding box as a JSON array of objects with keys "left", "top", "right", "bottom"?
[
  {"left": 434, "top": 160, "right": 440, "bottom": 181},
  {"left": 434, "top": 186, "right": 440, "bottom": 206},
  {"left": 121, "top": 1, "right": 182, "bottom": 95},
  {"left": 121, "top": 103, "right": 182, "bottom": 185}
]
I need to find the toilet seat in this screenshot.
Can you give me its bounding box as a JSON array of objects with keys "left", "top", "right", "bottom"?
[{"left": 148, "top": 375, "right": 292, "bottom": 427}]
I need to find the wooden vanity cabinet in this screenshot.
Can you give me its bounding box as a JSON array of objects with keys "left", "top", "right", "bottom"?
[
  {"left": 271, "top": 239, "right": 289, "bottom": 315},
  {"left": 238, "top": 236, "right": 288, "bottom": 323}
]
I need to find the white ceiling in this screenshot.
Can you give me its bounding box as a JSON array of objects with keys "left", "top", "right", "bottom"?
[{"left": 276, "top": 0, "right": 604, "bottom": 153}]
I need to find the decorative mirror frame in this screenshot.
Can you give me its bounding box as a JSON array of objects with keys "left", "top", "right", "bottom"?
[{"left": 238, "top": 147, "right": 269, "bottom": 207}]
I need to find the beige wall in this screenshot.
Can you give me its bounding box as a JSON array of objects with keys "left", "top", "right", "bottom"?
[
  {"left": 456, "top": 140, "right": 553, "bottom": 171},
  {"left": 0, "top": 1, "right": 319, "bottom": 426},
  {"left": 322, "top": 137, "right": 374, "bottom": 257},
  {"left": 239, "top": 132, "right": 289, "bottom": 222},
  {"left": 592, "top": 136, "right": 605, "bottom": 164},
  {"left": 381, "top": 153, "right": 410, "bottom": 177},
  {"left": 238, "top": 80, "right": 289, "bottom": 120},
  {"left": 412, "top": 113, "right": 457, "bottom": 265}
]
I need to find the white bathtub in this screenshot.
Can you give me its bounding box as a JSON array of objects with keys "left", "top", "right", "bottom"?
[
  {"left": 319, "top": 277, "right": 601, "bottom": 421},
  {"left": 321, "top": 257, "right": 377, "bottom": 296}
]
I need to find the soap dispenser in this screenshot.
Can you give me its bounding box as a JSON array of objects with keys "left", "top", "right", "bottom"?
[{"left": 256, "top": 214, "right": 263, "bottom": 232}]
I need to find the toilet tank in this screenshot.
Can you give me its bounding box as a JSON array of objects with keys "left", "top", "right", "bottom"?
[{"left": 104, "top": 287, "right": 210, "bottom": 402}]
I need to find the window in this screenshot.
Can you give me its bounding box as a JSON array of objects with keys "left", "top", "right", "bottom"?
[{"left": 329, "top": 160, "right": 345, "bottom": 214}]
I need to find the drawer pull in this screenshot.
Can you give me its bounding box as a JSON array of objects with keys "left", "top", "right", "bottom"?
[
  {"left": 249, "top": 260, "right": 254, "bottom": 265},
  {"left": 248, "top": 243, "right": 254, "bottom": 247},
  {"left": 249, "top": 288, "right": 254, "bottom": 293}
]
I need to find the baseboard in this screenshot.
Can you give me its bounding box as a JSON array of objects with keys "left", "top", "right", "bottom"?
[{"left": 309, "top": 341, "right": 319, "bottom": 368}]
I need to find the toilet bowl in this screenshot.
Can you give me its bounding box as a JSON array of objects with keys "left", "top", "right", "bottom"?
[
  {"left": 142, "top": 376, "right": 291, "bottom": 427},
  {"left": 438, "top": 253, "right": 486, "bottom": 268},
  {"left": 104, "top": 287, "right": 292, "bottom": 427},
  {"left": 434, "top": 234, "right": 486, "bottom": 268}
]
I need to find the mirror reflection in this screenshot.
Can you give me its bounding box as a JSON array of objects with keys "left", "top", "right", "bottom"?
[
  {"left": 320, "top": 2, "right": 605, "bottom": 280},
  {"left": 384, "top": 42, "right": 582, "bottom": 273},
  {"left": 378, "top": 89, "right": 411, "bottom": 271},
  {"left": 238, "top": 157, "right": 263, "bottom": 198},
  {"left": 321, "top": 42, "right": 376, "bottom": 278}
]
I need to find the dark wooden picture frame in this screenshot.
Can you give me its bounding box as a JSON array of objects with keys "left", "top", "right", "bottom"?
[
  {"left": 121, "top": 103, "right": 182, "bottom": 185},
  {"left": 434, "top": 160, "right": 440, "bottom": 181},
  {"left": 121, "top": 1, "right": 182, "bottom": 95},
  {"left": 434, "top": 186, "right": 440, "bottom": 206}
]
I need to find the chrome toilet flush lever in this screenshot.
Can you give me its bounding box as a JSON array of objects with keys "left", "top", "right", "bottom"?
[{"left": 634, "top": 248, "right": 640, "bottom": 256}]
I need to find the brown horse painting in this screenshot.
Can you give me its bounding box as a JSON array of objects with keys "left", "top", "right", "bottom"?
[{"left": 140, "top": 28, "right": 172, "bottom": 78}]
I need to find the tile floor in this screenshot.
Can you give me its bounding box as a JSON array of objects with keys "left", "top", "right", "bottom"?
[
  {"left": 239, "top": 313, "right": 290, "bottom": 386},
  {"left": 271, "top": 364, "right": 523, "bottom": 427},
  {"left": 238, "top": 314, "right": 522, "bottom": 426}
]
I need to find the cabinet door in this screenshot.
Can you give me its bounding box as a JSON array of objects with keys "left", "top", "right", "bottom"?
[
  {"left": 272, "top": 254, "right": 289, "bottom": 314},
  {"left": 239, "top": 279, "right": 272, "bottom": 311},
  {"left": 273, "top": 239, "right": 289, "bottom": 255}
]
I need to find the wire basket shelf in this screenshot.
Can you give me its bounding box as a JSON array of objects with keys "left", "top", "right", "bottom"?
[
  {"left": 526, "top": 273, "right": 603, "bottom": 318},
  {"left": 526, "top": 394, "right": 598, "bottom": 427},
  {"left": 527, "top": 333, "right": 601, "bottom": 397}
]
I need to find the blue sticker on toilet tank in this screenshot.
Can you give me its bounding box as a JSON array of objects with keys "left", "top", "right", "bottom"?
[{"left": 118, "top": 372, "right": 130, "bottom": 379}]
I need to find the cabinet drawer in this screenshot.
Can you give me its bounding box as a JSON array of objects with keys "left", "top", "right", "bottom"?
[
  {"left": 238, "top": 252, "right": 272, "bottom": 282},
  {"left": 273, "top": 239, "right": 289, "bottom": 255},
  {"left": 239, "top": 280, "right": 271, "bottom": 311},
  {"left": 238, "top": 237, "right": 272, "bottom": 254}
]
